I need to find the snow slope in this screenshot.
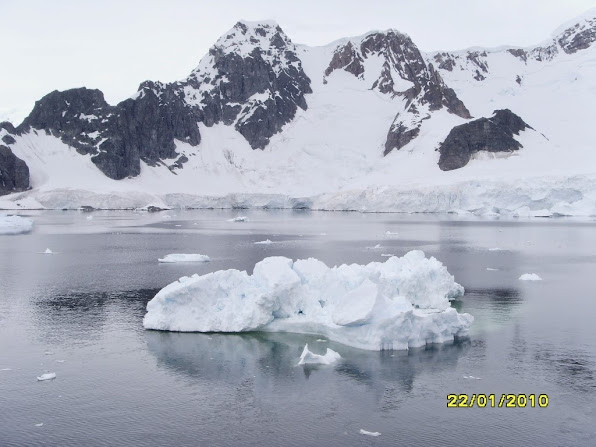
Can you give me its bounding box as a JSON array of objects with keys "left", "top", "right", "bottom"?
[{"left": 1, "top": 10, "right": 595, "bottom": 215}]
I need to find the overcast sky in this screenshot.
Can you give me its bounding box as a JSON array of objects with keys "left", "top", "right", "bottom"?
[{"left": 2, "top": 0, "right": 595, "bottom": 123}]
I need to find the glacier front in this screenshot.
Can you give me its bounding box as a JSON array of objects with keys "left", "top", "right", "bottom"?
[{"left": 143, "top": 250, "right": 473, "bottom": 351}]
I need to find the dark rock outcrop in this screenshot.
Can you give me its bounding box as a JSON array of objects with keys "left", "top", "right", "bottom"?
[
  {"left": 187, "top": 21, "right": 312, "bottom": 149},
  {"left": 558, "top": 16, "right": 596, "bottom": 54},
  {"left": 0, "top": 145, "right": 29, "bottom": 195},
  {"left": 17, "top": 85, "right": 202, "bottom": 180},
  {"left": 438, "top": 109, "right": 532, "bottom": 171}
]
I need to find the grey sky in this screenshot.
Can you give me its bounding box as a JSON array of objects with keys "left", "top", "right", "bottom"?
[{"left": 2, "top": 0, "right": 595, "bottom": 123}]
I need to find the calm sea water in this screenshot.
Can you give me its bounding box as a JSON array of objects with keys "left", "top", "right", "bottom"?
[{"left": 1, "top": 210, "right": 595, "bottom": 446}]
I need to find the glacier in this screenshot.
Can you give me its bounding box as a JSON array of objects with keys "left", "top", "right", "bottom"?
[
  {"left": 143, "top": 250, "right": 473, "bottom": 351},
  {"left": 0, "top": 214, "right": 33, "bottom": 235}
]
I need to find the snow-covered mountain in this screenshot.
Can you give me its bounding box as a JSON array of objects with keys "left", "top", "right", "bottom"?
[{"left": 1, "top": 10, "right": 595, "bottom": 215}]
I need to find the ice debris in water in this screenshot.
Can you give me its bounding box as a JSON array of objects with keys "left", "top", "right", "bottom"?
[
  {"left": 359, "top": 429, "right": 381, "bottom": 437},
  {"left": 463, "top": 375, "right": 481, "bottom": 380},
  {"left": 381, "top": 254, "right": 395, "bottom": 257},
  {"left": 385, "top": 231, "right": 399, "bottom": 235},
  {"left": 37, "top": 373, "right": 56, "bottom": 381},
  {"left": 42, "top": 248, "right": 53, "bottom": 254},
  {"left": 519, "top": 273, "right": 542, "bottom": 281},
  {"left": 1, "top": 368, "right": 12, "bottom": 371},
  {"left": 298, "top": 344, "right": 341, "bottom": 365},
  {"left": 35, "top": 423, "right": 43, "bottom": 427},
  {"left": 228, "top": 216, "right": 248, "bottom": 222},
  {"left": 486, "top": 268, "right": 499, "bottom": 271},
  {"left": 488, "top": 248, "right": 503, "bottom": 251},
  {"left": 254, "top": 239, "right": 273, "bottom": 245},
  {"left": 367, "top": 244, "right": 382, "bottom": 249},
  {"left": 143, "top": 250, "right": 473, "bottom": 351},
  {"left": 158, "top": 254, "right": 210, "bottom": 263},
  {"left": 0, "top": 214, "right": 34, "bottom": 235}
]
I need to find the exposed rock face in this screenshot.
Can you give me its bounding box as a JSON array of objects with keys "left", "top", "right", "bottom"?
[
  {"left": 438, "top": 109, "right": 531, "bottom": 171},
  {"left": 0, "top": 145, "right": 29, "bottom": 195},
  {"left": 324, "top": 30, "right": 470, "bottom": 156},
  {"left": 16, "top": 21, "right": 312, "bottom": 180},
  {"left": 17, "top": 86, "right": 202, "bottom": 180},
  {"left": 558, "top": 15, "right": 596, "bottom": 54},
  {"left": 185, "top": 20, "right": 312, "bottom": 149}
]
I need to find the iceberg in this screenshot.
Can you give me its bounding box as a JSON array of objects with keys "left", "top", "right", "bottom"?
[
  {"left": 298, "top": 344, "right": 341, "bottom": 365},
  {"left": 228, "top": 216, "right": 248, "bottom": 222},
  {"left": 359, "top": 429, "right": 381, "bottom": 437},
  {"left": 143, "top": 251, "right": 472, "bottom": 351},
  {"left": 0, "top": 214, "right": 33, "bottom": 235},
  {"left": 158, "top": 254, "right": 210, "bottom": 263},
  {"left": 254, "top": 239, "right": 273, "bottom": 245},
  {"left": 519, "top": 273, "right": 542, "bottom": 281},
  {"left": 37, "top": 372, "right": 56, "bottom": 381}
]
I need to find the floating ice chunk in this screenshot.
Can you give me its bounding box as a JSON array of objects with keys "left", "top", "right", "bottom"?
[
  {"left": 41, "top": 248, "right": 53, "bottom": 255},
  {"left": 381, "top": 254, "right": 395, "bottom": 257},
  {"left": 162, "top": 215, "right": 172, "bottom": 219},
  {"left": 486, "top": 268, "right": 499, "bottom": 271},
  {"left": 228, "top": 216, "right": 248, "bottom": 222},
  {"left": 158, "top": 254, "right": 210, "bottom": 263},
  {"left": 367, "top": 244, "right": 382, "bottom": 249},
  {"left": 488, "top": 248, "right": 503, "bottom": 251},
  {"left": 143, "top": 251, "right": 472, "bottom": 351},
  {"left": 175, "top": 224, "right": 182, "bottom": 227},
  {"left": 86, "top": 215, "right": 93, "bottom": 220},
  {"left": 35, "top": 423, "right": 43, "bottom": 427},
  {"left": 298, "top": 344, "right": 341, "bottom": 365},
  {"left": 1, "top": 368, "right": 12, "bottom": 371},
  {"left": 37, "top": 373, "right": 56, "bottom": 381},
  {"left": 254, "top": 239, "right": 273, "bottom": 245},
  {"left": 519, "top": 273, "right": 542, "bottom": 281},
  {"left": 385, "top": 231, "right": 399, "bottom": 235},
  {"left": 44, "top": 351, "right": 54, "bottom": 355},
  {"left": 316, "top": 339, "right": 327, "bottom": 342},
  {"left": 55, "top": 360, "right": 65, "bottom": 363},
  {"left": 0, "top": 214, "right": 33, "bottom": 235},
  {"left": 359, "top": 429, "right": 381, "bottom": 437},
  {"left": 463, "top": 375, "right": 481, "bottom": 380}
]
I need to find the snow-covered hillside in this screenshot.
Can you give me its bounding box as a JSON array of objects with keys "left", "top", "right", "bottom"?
[{"left": 1, "top": 11, "right": 595, "bottom": 216}]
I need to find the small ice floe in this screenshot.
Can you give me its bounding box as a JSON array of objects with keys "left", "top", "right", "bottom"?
[
  {"left": 254, "top": 239, "right": 273, "bottom": 245},
  {"left": 35, "top": 423, "right": 44, "bottom": 427},
  {"left": 37, "top": 373, "right": 56, "bottom": 381},
  {"left": 175, "top": 224, "right": 182, "bottom": 227},
  {"left": 359, "top": 429, "right": 381, "bottom": 437},
  {"left": 316, "top": 339, "right": 327, "bottom": 342},
  {"left": 158, "top": 254, "right": 210, "bottom": 263},
  {"left": 463, "top": 375, "right": 481, "bottom": 380},
  {"left": 519, "top": 273, "right": 542, "bottom": 281},
  {"left": 40, "top": 248, "right": 53, "bottom": 255},
  {"left": 1, "top": 368, "right": 12, "bottom": 371},
  {"left": 86, "top": 215, "right": 93, "bottom": 220},
  {"left": 228, "top": 216, "right": 248, "bottom": 222},
  {"left": 488, "top": 248, "right": 503, "bottom": 251},
  {"left": 380, "top": 254, "right": 395, "bottom": 257},
  {"left": 385, "top": 231, "right": 399, "bottom": 236},
  {"left": 44, "top": 351, "right": 54, "bottom": 355},
  {"left": 298, "top": 344, "right": 341, "bottom": 366},
  {"left": 55, "top": 360, "right": 65, "bottom": 363},
  {"left": 486, "top": 268, "right": 499, "bottom": 271},
  {"left": 367, "top": 244, "right": 382, "bottom": 249}
]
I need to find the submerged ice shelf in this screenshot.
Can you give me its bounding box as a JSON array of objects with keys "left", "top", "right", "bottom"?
[{"left": 143, "top": 251, "right": 472, "bottom": 350}]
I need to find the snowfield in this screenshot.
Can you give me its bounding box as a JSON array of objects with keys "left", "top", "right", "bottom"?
[
  {"left": 143, "top": 251, "right": 473, "bottom": 351},
  {"left": 0, "top": 214, "right": 33, "bottom": 235}
]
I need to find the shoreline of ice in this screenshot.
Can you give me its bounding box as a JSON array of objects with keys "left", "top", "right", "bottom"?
[{"left": 143, "top": 251, "right": 473, "bottom": 351}]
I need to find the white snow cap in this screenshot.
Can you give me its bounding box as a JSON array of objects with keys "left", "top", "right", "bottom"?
[
  {"left": 0, "top": 214, "right": 33, "bottom": 235},
  {"left": 298, "top": 344, "right": 341, "bottom": 365},
  {"left": 143, "top": 250, "right": 472, "bottom": 351}
]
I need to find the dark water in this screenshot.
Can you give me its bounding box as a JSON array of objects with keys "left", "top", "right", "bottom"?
[{"left": 1, "top": 210, "right": 595, "bottom": 446}]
